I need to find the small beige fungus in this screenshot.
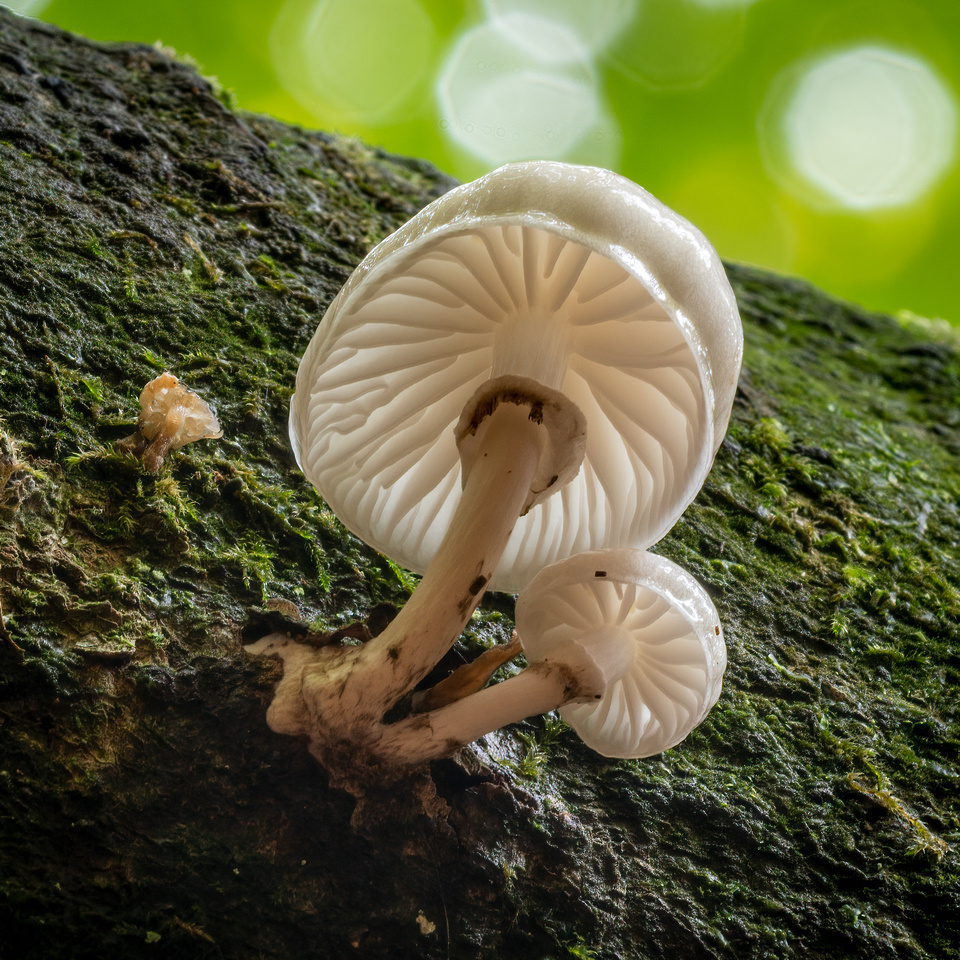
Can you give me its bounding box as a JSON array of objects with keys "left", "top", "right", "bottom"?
[
  {"left": 119, "top": 372, "right": 223, "bottom": 473},
  {"left": 249, "top": 161, "right": 742, "bottom": 776}
]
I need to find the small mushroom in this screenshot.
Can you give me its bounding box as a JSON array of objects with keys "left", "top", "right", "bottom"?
[
  {"left": 255, "top": 161, "right": 741, "bottom": 771},
  {"left": 119, "top": 372, "right": 223, "bottom": 473},
  {"left": 516, "top": 549, "right": 726, "bottom": 757},
  {"left": 375, "top": 549, "right": 726, "bottom": 764}
]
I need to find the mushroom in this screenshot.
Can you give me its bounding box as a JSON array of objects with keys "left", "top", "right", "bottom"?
[
  {"left": 291, "top": 160, "right": 742, "bottom": 592},
  {"left": 254, "top": 161, "right": 741, "bottom": 772},
  {"left": 119, "top": 372, "right": 223, "bottom": 473},
  {"left": 516, "top": 549, "right": 726, "bottom": 758},
  {"left": 371, "top": 549, "right": 726, "bottom": 764}
]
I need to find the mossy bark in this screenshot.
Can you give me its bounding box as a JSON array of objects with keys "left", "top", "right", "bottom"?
[{"left": 1, "top": 9, "right": 958, "bottom": 960}]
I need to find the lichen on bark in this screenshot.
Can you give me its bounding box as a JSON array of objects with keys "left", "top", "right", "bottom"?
[{"left": 1, "top": 9, "right": 958, "bottom": 960}]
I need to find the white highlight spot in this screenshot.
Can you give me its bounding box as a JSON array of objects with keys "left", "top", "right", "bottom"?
[
  {"left": 437, "top": 20, "right": 601, "bottom": 165},
  {"left": 5, "top": 0, "right": 49, "bottom": 13},
  {"left": 270, "top": 0, "right": 435, "bottom": 125},
  {"left": 768, "top": 45, "right": 957, "bottom": 210},
  {"left": 483, "top": 0, "right": 637, "bottom": 61}
]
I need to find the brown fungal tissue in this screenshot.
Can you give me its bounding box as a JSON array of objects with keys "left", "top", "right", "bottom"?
[{"left": 119, "top": 372, "right": 223, "bottom": 473}]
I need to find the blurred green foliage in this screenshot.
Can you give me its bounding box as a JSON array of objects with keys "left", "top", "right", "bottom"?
[{"left": 27, "top": 0, "right": 960, "bottom": 323}]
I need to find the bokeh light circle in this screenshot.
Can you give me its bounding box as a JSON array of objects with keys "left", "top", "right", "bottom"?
[
  {"left": 270, "top": 0, "right": 436, "bottom": 125},
  {"left": 483, "top": 0, "right": 637, "bottom": 60},
  {"left": 607, "top": 0, "right": 747, "bottom": 91},
  {"left": 5, "top": 0, "right": 50, "bottom": 12},
  {"left": 436, "top": 19, "right": 602, "bottom": 165},
  {"left": 485, "top": 11, "right": 590, "bottom": 65},
  {"left": 761, "top": 44, "right": 958, "bottom": 210}
]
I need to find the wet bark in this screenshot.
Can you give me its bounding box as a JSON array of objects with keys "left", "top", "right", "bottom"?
[{"left": 1, "top": 9, "right": 958, "bottom": 960}]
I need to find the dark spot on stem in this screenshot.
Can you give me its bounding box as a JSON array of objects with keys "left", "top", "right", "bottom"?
[
  {"left": 387, "top": 647, "right": 399, "bottom": 660},
  {"left": 595, "top": 570, "right": 607, "bottom": 578},
  {"left": 366, "top": 603, "right": 398, "bottom": 637},
  {"left": 468, "top": 575, "right": 488, "bottom": 596}
]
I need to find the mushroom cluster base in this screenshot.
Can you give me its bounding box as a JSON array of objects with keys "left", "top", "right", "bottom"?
[{"left": 247, "top": 387, "right": 590, "bottom": 775}]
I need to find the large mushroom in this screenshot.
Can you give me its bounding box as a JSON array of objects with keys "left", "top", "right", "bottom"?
[
  {"left": 291, "top": 160, "right": 741, "bottom": 591},
  {"left": 252, "top": 161, "right": 742, "bottom": 771}
]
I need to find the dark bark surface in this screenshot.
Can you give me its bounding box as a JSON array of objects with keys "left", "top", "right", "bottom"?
[{"left": 1, "top": 9, "right": 958, "bottom": 959}]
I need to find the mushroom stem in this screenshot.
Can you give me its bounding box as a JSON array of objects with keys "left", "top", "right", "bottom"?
[
  {"left": 372, "top": 650, "right": 603, "bottom": 766},
  {"left": 325, "top": 400, "right": 545, "bottom": 725},
  {"left": 141, "top": 408, "right": 184, "bottom": 473},
  {"left": 409, "top": 633, "right": 522, "bottom": 713}
]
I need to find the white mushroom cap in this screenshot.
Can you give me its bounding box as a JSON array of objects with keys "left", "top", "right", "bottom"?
[
  {"left": 291, "top": 161, "right": 742, "bottom": 591},
  {"left": 516, "top": 549, "right": 726, "bottom": 758}
]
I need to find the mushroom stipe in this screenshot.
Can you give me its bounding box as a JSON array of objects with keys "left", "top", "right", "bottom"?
[{"left": 247, "top": 160, "right": 743, "bottom": 778}]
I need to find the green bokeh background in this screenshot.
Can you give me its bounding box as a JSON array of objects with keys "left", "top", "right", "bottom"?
[{"left": 20, "top": 0, "right": 960, "bottom": 324}]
